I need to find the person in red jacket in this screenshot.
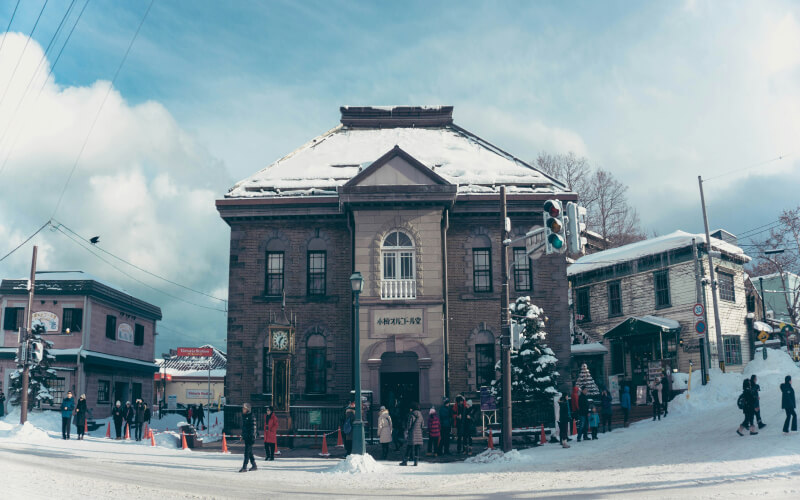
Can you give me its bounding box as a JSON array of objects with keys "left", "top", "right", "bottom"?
[
  {"left": 264, "top": 406, "right": 278, "bottom": 461},
  {"left": 426, "top": 408, "right": 441, "bottom": 457}
]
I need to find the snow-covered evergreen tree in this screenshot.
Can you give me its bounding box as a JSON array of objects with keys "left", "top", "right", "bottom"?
[
  {"left": 9, "top": 324, "right": 57, "bottom": 410},
  {"left": 492, "top": 296, "right": 559, "bottom": 402},
  {"left": 575, "top": 363, "right": 600, "bottom": 397}
]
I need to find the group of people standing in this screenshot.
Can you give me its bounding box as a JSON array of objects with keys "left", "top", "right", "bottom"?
[
  {"left": 59, "top": 392, "right": 89, "bottom": 440},
  {"left": 238, "top": 404, "right": 280, "bottom": 472},
  {"left": 110, "top": 399, "right": 151, "bottom": 441},
  {"left": 649, "top": 371, "right": 673, "bottom": 421},
  {"left": 187, "top": 404, "right": 206, "bottom": 430},
  {"left": 737, "top": 373, "right": 795, "bottom": 436}
]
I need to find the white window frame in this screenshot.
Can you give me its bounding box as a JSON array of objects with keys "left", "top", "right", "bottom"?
[{"left": 380, "top": 231, "right": 416, "bottom": 299}]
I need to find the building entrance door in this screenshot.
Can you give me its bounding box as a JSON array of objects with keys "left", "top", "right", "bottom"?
[
  {"left": 114, "top": 382, "right": 128, "bottom": 404},
  {"left": 379, "top": 351, "right": 419, "bottom": 412}
]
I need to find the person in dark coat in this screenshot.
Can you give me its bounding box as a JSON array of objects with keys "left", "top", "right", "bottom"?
[
  {"left": 123, "top": 401, "right": 134, "bottom": 436},
  {"left": 661, "top": 371, "right": 672, "bottom": 417},
  {"left": 263, "top": 406, "right": 278, "bottom": 461},
  {"left": 737, "top": 379, "right": 758, "bottom": 436},
  {"left": 143, "top": 403, "right": 151, "bottom": 428},
  {"left": 600, "top": 389, "right": 613, "bottom": 432},
  {"left": 781, "top": 375, "right": 797, "bottom": 434},
  {"left": 75, "top": 394, "right": 88, "bottom": 440},
  {"left": 112, "top": 401, "right": 124, "bottom": 439},
  {"left": 438, "top": 397, "right": 452, "bottom": 455},
  {"left": 650, "top": 379, "right": 662, "bottom": 421},
  {"left": 400, "top": 402, "right": 423, "bottom": 466},
  {"left": 134, "top": 399, "right": 145, "bottom": 441},
  {"left": 239, "top": 403, "right": 257, "bottom": 472},
  {"left": 558, "top": 394, "right": 571, "bottom": 448},
  {"left": 577, "top": 387, "right": 589, "bottom": 442},
  {"left": 61, "top": 391, "right": 75, "bottom": 440},
  {"left": 197, "top": 404, "right": 206, "bottom": 430},
  {"left": 455, "top": 395, "right": 468, "bottom": 453},
  {"left": 343, "top": 402, "right": 356, "bottom": 456},
  {"left": 750, "top": 374, "right": 765, "bottom": 429},
  {"left": 620, "top": 386, "right": 632, "bottom": 427},
  {"left": 0, "top": 391, "right": 6, "bottom": 417}
]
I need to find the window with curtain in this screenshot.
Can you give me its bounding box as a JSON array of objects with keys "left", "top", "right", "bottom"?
[{"left": 307, "top": 251, "right": 327, "bottom": 295}]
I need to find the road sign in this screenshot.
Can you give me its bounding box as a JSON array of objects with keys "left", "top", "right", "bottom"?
[
  {"left": 176, "top": 347, "right": 213, "bottom": 357},
  {"left": 758, "top": 331, "right": 769, "bottom": 343},
  {"left": 693, "top": 303, "right": 704, "bottom": 317},
  {"left": 695, "top": 320, "right": 706, "bottom": 334}
]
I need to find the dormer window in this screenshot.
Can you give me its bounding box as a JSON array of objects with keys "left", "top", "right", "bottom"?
[{"left": 381, "top": 231, "right": 416, "bottom": 299}]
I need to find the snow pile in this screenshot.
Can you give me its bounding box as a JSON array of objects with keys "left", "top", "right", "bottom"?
[
  {"left": 465, "top": 448, "right": 524, "bottom": 464},
  {"left": 1, "top": 407, "right": 63, "bottom": 434},
  {"left": 324, "top": 453, "right": 383, "bottom": 474},
  {"left": 0, "top": 420, "right": 51, "bottom": 442}
]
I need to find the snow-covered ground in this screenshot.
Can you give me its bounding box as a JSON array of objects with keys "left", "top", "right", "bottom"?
[{"left": 3, "top": 352, "right": 800, "bottom": 498}]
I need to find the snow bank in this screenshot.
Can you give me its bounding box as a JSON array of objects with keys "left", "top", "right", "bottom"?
[
  {"left": 0, "top": 420, "right": 51, "bottom": 442},
  {"left": 324, "top": 454, "right": 383, "bottom": 474},
  {"left": 1, "top": 407, "right": 63, "bottom": 434},
  {"left": 465, "top": 448, "right": 524, "bottom": 464}
]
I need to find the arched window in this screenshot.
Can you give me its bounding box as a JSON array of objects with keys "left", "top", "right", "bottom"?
[
  {"left": 474, "top": 330, "right": 496, "bottom": 389},
  {"left": 305, "top": 334, "right": 326, "bottom": 394},
  {"left": 381, "top": 231, "right": 416, "bottom": 299}
]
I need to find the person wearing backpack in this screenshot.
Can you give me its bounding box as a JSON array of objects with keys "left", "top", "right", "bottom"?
[
  {"left": 780, "top": 375, "right": 797, "bottom": 434},
  {"left": 343, "top": 402, "right": 355, "bottom": 456},
  {"left": 737, "top": 379, "right": 758, "bottom": 436},
  {"left": 750, "top": 374, "right": 766, "bottom": 429}
]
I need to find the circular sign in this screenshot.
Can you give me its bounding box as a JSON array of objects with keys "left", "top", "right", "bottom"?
[
  {"left": 758, "top": 331, "right": 769, "bottom": 342},
  {"left": 695, "top": 320, "right": 706, "bottom": 334},
  {"left": 693, "top": 303, "right": 704, "bottom": 317}
]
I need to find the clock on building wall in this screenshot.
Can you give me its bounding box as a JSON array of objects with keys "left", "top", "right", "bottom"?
[{"left": 269, "top": 327, "right": 293, "bottom": 353}]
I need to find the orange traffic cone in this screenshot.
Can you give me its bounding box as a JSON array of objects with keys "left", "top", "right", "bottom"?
[
  {"left": 540, "top": 424, "right": 547, "bottom": 445},
  {"left": 144, "top": 423, "right": 149, "bottom": 438},
  {"left": 125, "top": 423, "right": 131, "bottom": 440},
  {"left": 319, "top": 433, "right": 330, "bottom": 457},
  {"left": 487, "top": 429, "right": 495, "bottom": 450},
  {"left": 221, "top": 433, "right": 229, "bottom": 454},
  {"left": 84, "top": 419, "right": 88, "bottom": 435},
  {"left": 105, "top": 422, "right": 111, "bottom": 439},
  {"left": 181, "top": 431, "right": 188, "bottom": 450},
  {"left": 336, "top": 427, "right": 344, "bottom": 447},
  {"left": 150, "top": 430, "right": 156, "bottom": 447},
  {"left": 572, "top": 419, "right": 577, "bottom": 436}
]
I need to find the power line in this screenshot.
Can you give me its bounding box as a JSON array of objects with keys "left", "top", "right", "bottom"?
[
  {"left": 0, "top": 0, "right": 49, "bottom": 111},
  {"left": 50, "top": 0, "right": 155, "bottom": 219},
  {"left": 0, "top": 0, "right": 22, "bottom": 59},
  {"left": 703, "top": 154, "right": 793, "bottom": 182},
  {"left": 53, "top": 223, "right": 227, "bottom": 313},
  {"left": 52, "top": 218, "right": 227, "bottom": 304},
  {"left": 0, "top": 220, "right": 50, "bottom": 262}
]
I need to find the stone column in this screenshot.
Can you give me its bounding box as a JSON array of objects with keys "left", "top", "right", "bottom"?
[
  {"left": 418, "top": 357, "right": 433, "bottom": 406},
  {"left": 367, "top": 358, "right": 382, "bottom": 403}
]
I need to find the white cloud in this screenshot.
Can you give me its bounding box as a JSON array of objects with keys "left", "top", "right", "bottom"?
[{"left": 0, "top": 33, "right": 230, "bottom": 352}]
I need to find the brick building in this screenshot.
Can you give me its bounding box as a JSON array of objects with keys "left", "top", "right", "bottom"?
[
  {"left": 216, "top": 106, "right": 574, "bottom": 418},
  {"left": 0, "top": 271, "right": 161, "bottom": 418}
]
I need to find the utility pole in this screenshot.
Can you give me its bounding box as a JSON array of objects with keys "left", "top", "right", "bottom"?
[
  {"left": 692, "top": 239, "right": 708, "bottom": 385},
  {"left": 20, "top": 245, "right": 38, "bottom": 424},
  {"left": 697, "top": 176, "right": 725, "bottom": 372},
  {"left": 499, "top": 186, "right": 512, "bottom": 452}
]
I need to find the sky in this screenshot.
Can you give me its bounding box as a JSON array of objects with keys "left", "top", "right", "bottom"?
[{"left": 0, "top": 0, "right": 798, "bottom": 354}]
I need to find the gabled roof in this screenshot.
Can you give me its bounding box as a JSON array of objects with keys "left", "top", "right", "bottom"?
[
  {"left": 225, "top": 106, "right": 570, "bottom": 199},
  {"left": 343, "top": 145, "right": 451, "bottom": 187}
]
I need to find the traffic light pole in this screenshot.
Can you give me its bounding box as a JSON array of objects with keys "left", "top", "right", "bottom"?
[
  {"left": 499, "top": 186, "right": 512, "bottom": 452},
  {"left": 698, "top": 176, "right": 725, "bottom": 372},
  {"left": 20, "top": 245, "right": 38, "bottom": 424}
]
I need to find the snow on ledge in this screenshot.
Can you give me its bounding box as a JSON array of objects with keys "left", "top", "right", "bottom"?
[
  {"left": 571, "top": 342, "right": 608, "bottom": 354},
  {"left": 324, "top": 453, "right": 384, "bottom": 474}
]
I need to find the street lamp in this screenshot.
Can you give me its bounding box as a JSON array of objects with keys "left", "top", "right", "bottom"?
[{"left": 349, "top": 271, "right": 365, "bottom": 455}]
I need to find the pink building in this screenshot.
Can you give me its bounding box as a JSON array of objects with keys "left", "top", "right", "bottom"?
[{"left": 0, "top": 271, "right": 161, "bottom": 419}]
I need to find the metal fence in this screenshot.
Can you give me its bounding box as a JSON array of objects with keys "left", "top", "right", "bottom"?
[{"left": 223, "top": 404, "right": 354, "bottom": 435}]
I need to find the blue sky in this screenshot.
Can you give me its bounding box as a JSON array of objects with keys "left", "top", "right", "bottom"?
[{"left": 1, "top": 0, "right": 799, "bottom": 352}]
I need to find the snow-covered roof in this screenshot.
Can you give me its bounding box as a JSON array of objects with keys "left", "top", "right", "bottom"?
[
  {"left": 571, "top": 343, "right": 608, "bottom": 354},
  {"left": 226, "top": 107, "right": 569, "bottom": 198},
  {"left": 568, "top": 230, "right": 750, "bottom": 276},
  {"left": 753, "top": 321, "right": 773, "bottom": 333},
  {"left": 157, "top": 344, "right": 226, "bottom": 373},
  {"left": 80, "top": 350, "right": 157, "bottom": 369},
  {"left": 639, "top": 315, "right": 681, "bottom": 330}
]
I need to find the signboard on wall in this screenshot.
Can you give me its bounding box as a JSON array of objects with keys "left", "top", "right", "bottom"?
[
  {"left": 167, "top": 394, "right": 177, "bottom": 410},
  {"left": 371, "top": 308, "right": 424, "bottom": 336},
  {"left": 177, "top": 347, "right": 213, "bottom": 357},
  {"left": 607, "top": 375, "right": 620, "bottom": 404},
  {"left": 118, "top": 323, "right": 133, "bottom": 343},
  {"left": 32, "top": 311, "right": 59, "bottom": 332},
  {"left": 186, "top": 389, "right": 213, "bottom": 399}
]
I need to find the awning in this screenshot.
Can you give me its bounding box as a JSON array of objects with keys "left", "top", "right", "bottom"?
[
  {"left": 604, "top": 315, "right": 681, "bottom": 339},
  {"left": 80, "top": 350, "right": 159, "bottom": 374},
  {"left": 571, "top": 343, "right": 608, "bottom": 355}
]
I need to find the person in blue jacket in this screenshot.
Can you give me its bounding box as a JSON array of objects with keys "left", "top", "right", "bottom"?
[
  {"left": 620, "top": 386, "right": 632, "bottom": 427},
  {"left": 61, "top": 391, "right": 75, "bottom": 440}
]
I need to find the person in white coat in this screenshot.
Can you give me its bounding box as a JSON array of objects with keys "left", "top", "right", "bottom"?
[{"left": 377, "top": 406, "right": 393, "bottom": 460}]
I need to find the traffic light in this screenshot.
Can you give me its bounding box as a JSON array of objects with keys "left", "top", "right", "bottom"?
[
  {"left": 30, "top": 341, "right": 44, "bottom": 363},
  {"left": 565, "top": 202, "right": 587, "bottom": 254},
  {"left": 543, "top": 199, "right": 566, "bottom": 254}
]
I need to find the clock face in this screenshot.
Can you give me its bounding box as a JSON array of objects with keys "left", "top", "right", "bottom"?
[{"left": 272, "top": 330, "right": 289, "bottom": 351}]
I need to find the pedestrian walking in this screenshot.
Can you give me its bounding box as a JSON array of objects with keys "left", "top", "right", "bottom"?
[
  {"left": 239, "top": 403, "right": 257, "bottom": 472},
  {"left": 620, "top": 386, "right": 631, "bottom": 427},
  {"left": 343, "top": 402, "right": 355, "bottom": 456},
  {"left": 263, "top": 406, "right": 278, "bottom": 461},
  {"left": 781, "top": 375, "right": 797, "bottom": 434},
  {"left": 600, "top": 389, "right": 613, "bottom": 432},
  {"left": 427, "top": 407, "right": 441, "bottom": 457},
  {"left": 558, "top": 394, "right": 571, "bottom": 448},
  {"left": 736, "top": 379, "right": 758, "bottom": 436},
  {"left": 61, "top": 391, "right": 75, "bottom": 440},
  {"left": 463, "top": 400, "right": 476, "bottom": 455},
  {"left": 589, "top": 406, "right": 600, "bottom": 440},
  {"left": 750, "top": 374, "right": 766, "bottom": 429},
  {"left": 75, "top": 394, "right": 88, "bottom": 440},
  {"left": 650, "top": 378, "right": 662, "bottom": 421},
  {"left": 661, "top": 371, "right": 672, "bottom": 417},
  {"left": 112, "top": 401, "right": 124, "bottom": 439},
  {"left": 0, "top": 391, "right": 6, "bottom": 417},
  {"left": 577, "top": 387, "right": 589, "bottom": 442},
  {"left": 400, "top": 402, "right": 423, "bottom": 466},
  {"left": 438, "top": 397, "right": 452, "bottom": 455},
  {"left": 377, "top": 406, "right": 393, "bottom": 460},
  {"left": 134, "top": 399, "right": 145, "bottom": 441},
  {"left": 197, "top": 404, "right": 206, "bottom": 430}
]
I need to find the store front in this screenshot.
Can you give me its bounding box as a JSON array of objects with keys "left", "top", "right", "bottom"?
[{"left": 604, "top": 316, "right": 680, "bottom": 397}]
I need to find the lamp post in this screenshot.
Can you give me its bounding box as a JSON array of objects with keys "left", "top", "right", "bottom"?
[{"left": 350, "top": 271, "right": 366, "bottom": 455}]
